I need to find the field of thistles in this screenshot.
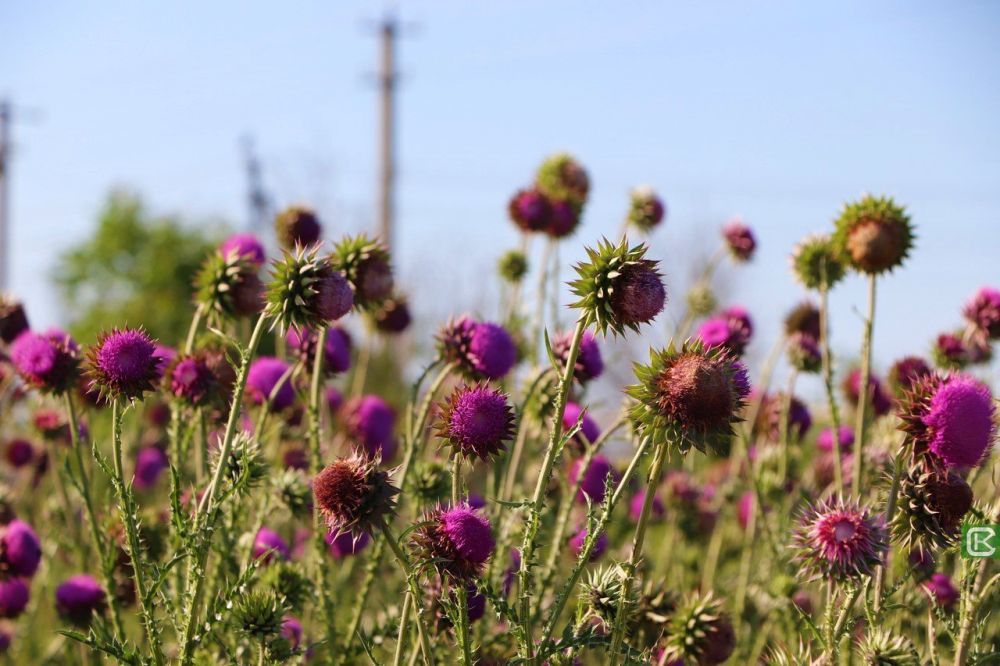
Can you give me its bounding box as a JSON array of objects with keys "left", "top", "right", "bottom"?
[{"left": 0, "top": 153, "right": 999, "bottom": 666}]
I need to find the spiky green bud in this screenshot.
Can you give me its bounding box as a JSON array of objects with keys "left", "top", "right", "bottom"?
[
  {"left": 580, "top": 563, "right": 637, "bottom": 631},
  {"left": 194, "top": 251, "right": 264, "bottom": 320},
  {"left": 685, "top": 280, "right": 717, "bottom": 318},
  {"left": 260, "top": 562, "right": 311, "bottom": 613},
  {"left": 791, "top": 233, "right": 847, "bottom": 290},
  {"left": 535, "top": 152, "right": 589, "bottom": 206},
  {"left": 329, "top": 234, "right": 394, "bottom": 311},
  {"left": 661, "top": 592, "right": 736, "bottom": 665},
  {"left": 265, "top": 246, "right": 352, "bottom": 331},
  {"left": 497, "top": 249, "right": 529, "bottom": 284},
  {"left": 859, "top": 628, "right": 921, "bottom": 665},
  {"left": 233, "top": 590, "right": 285, "bottom": 639},
  {"left": 832, "top": 194, "right": 914, "bottom": 275}
]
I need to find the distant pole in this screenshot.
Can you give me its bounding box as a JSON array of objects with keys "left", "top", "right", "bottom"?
[
  {"left": 377, "top": 17, "right": 397, "bottom": 252},
  {"left": 241, "top": 135, "right": 270, "bottom": 234},
  {"left": 0, "top": 100, "right": 10, "bottom": 292}
]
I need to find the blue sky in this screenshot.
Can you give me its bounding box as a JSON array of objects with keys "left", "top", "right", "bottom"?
[{"left": 3, "top": 1, "right": 1000, "bottom": 384}]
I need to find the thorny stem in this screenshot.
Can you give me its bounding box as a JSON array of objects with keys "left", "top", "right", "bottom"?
[
  {"left": 184, "top": 302, "right": 206, "bottom": 355},
  {"left": 872, "top": 455, "right": 902, "bottom": 614},
  {"left": 851, "top": 274, "right": 877, "bottom": 497},
  {"left": 378, "top": 518, "right": 434, "bottom": 666},
  {"left": 530, "top": 238, "right": 555, "bottom": 363},
  {"left": 452, "top": 456, "right": 462, "bottom": 507},
  {"left": 456, "top": 577, "right": 473, "bottom": 666},
  {"left": 818, "top": 270, "right": 845, "bottom": 496},
  {"left": 828, "top": 583, "right": 863, "bottom": 659},
  {"left": 392, "top": 590, "right": 414, "bottom": 666},
  {"left": 501, "top": 367, "right": 555, "bottom": 503}
]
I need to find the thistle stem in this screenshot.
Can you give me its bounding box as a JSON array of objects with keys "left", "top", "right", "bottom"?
[
  {"left": 456, "top": 578, "right": 473, "bottom": 666},
  {"left": 872, "top": 455, "right": 902, "bottom": 614},
  {"left": 851, "top": 274, "right": 877, "bottom": 497},
  {"left": 378, "top": 519, "right": 434, "bottom": 666},
  {"left": 501, "top": 367, "right": 554, "bottom": 503},
  {"left": 451, "top": 456, "right": 462, "bottom": 507},
  {"left": 818, "top": 272, "right": 845, "bottom": 496},
  {"left": 392, "top": 590, "right": 413, "bottom": 666}
]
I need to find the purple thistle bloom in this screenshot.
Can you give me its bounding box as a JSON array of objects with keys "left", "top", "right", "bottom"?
[
  {"left": 794, "top": 497, "right": 887, "bottom": 581},
  {"left": 55, "top": 575, "right": 106, "bottom": 626},
  {"left": 441, "top": 506, "right": 493, "bottom": 566},
  {"left": 315, "top": 271, "right": 354, "bottom": 322},
  {"left": 629, "top": 489, "right": 665, "bottom": 523},
  {"left": 465, "top": 494, "right": 486, "bottom": 510},
  {"left": 722, "top": 218, "right": 756, "bottom": 261},
  {"left": 436, "top": 384, "right": 515, "bottom": 461},
  {"left": 275, "top": 206, "right": 322, "bottom": 249},
  {"left": 325, "top": 386, "right": 344, "bottom": 414},
  {"left": 87, "top": 328, "right": 161, "bottom": 401},
  {"left": 816, "top": 425, "right": 855, "bottom": 453},
  {"left": 411, "top": 504, "right": 494, "bottom": 580},
  {"left": 152, "top": 344, "right": 176, "bottom": 377},
  {"left": 922, "top": 375, "right": 996, "bottom": 468},
  {"left": 10, "top": 330, "right": 79, "bottom": 394},
  {"left": 287, "top": 326, "right": 352, "bottom": 376},
  {"left": 246, "top": 357, "right": 295, "bottom": 412},
  {"left": 465, "top": 584, "right": 486, "bottom": 622},
  {"left": 736, "top": 491, "right": 755, "bottom": 530},
  {"left": 888, "top": 356, "right": 932, "bottom": 396},
  {"left": 325, "top": 530, "right": 371, "bottom": 559},
  {"left": 571, "top": 455, "right": 617, "bottom": 504},
  {"left": 468, "top": 322, "right": 517, "bottom": 380},
  {"left": 554, "top": 330, "right": 604, "bottom": 383},
  {"left": 963, "top": 286, "right": 1000, "bottom": 340},
  {"left": 502, "top": 549, "right": 521, "bottom": 597},
  {"left": 220, "top": 233, "right": 266, "bottom": 267},
  {"left": 166, "top": 355, "right": 215, "bottom": 405},
  {"left": 787, "top": 332, "right": 822, "bottom": 373},
  {"left": 547, "top": 200, "right": 580, "bottom": 238},
  {"left": 4, "top": 439, "right": 34, "bottom": 468},
  {"left": 0, "top": 520, "right": 41, "bottom": 578},
  {"left": 133, "top": 447, "right": 168, "bottom": 490},
  {"left": 610, "top": 263, "right": 666, "bottom": 327},
  {"left": 569, "top": 525, "right": 607, "bottom": 561},
  {"left": 843, "top": 368, "right": 892, "bottom": 417},
  {"left": 0, "top": 579, "right": 29, "bottom": 619},
  {"left": 508, "top": 188, "right": 552, "bottom": 233},
  {"left": 281, "top": 616, "right": 303, "bottom": 649},
  {"left": 923, "top": 573, "right": 959, "bottom": 609},
  {"left": 253, "top": 527, "right": 291, "bottom": 563},
  {"left": 343, "top": 395, "right": 397, "bottom": 460},
  {"left": 563, "top": 402, "right": 600, "bottom": 446},
  {"left": 696, "top": 306, "right": 753, "bottom": 356},
  {"left": 933, "top": 332, "right": 968, "bottom": 369}
]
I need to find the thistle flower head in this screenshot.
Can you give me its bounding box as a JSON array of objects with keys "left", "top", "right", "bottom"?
[
  {"left": 570, "top": 237, "right": 666, "bottom": 336},
  {"left": 628, "top": 341, "right": 750, "bottom": 455},
  {"left": 86, "top": 327, "right": 161, "bottom": 402},
  {"left": 286, "top": 326, "right": 352, "bottom": 376},
  {"left": 722, "top": 218, "right": 756, "bottom": 262},
  {"left": 10, "top": 329, "right": 80, "bottom": 394},
  {"left": 545, "top": 200, "right": 581, "bottom": 238},
  {"left": 233, "top": 589, "right": 286, "bottom": 639},
  {"left": 219, "top": 233, "right": 266, "bottom": 267},
  {"left": 497, "top": 249, "right": 529, "bottom": 283},
  {"left": 661, "top": 592, "right": 736, "bottom": 665},
  {"left": 342, "top": 395, "right": 397, "bottom": 460},
  {"left": 55, "top": 575, "right": 106, "bottom": 626},
  {"left": 0, "top": 579, "right": 29, "bottom": 619},
  {"left": 931, "top": 332, "right": 968, "bottom": 370},
  {"left": 923, "top": 573, "right": 959, "bottom": 609},
  {"left": 859, "top": 628, "right": 921, "bottom": 666},
  {"left": 842, "top": 368, "right": 892, "bottom": 417},
  {"left": 887, "top": 356, "right": 932, "bottom": 398},
  {"left": 535, "top": 152, "right": 590, "bottom": 207},
  {"left": 435, "top": 384, "right": 515, "bottom": 462},
  {"left": 891, "top": 463, "right": 972, "bottom": 554},
  {"left": 580, "top": 564, "right": 638, "bottom": 631},
  {"left": 685, "top": 281, "right": 718, "bottom": 318},
  {"left": 133, "top": 446, "right": 168, "bottom": 490},
  {"left": 253, "top": 527, "right": 291, "bottom": 563},
  {"left": 0, "top": 520, "right": 41, "bottom": 578},
  {"left": 329, "top": 234, "right": 394, "bottom": 311},
  {"left": 963, "top": 286, "right": 1000, "bottom": 340},
  {"left": 570, "top": 455, "right": 617, "bottom": 504},
  {"left": 920, "top": 374, "right": 995, "bottom": 468},
  {"left": 437, "top": 316, "right": 518, "bottom": 380},
  {"left": 4, "top": 439, "right": 34, "bottom": 469},
  {"left": 554, "top": 329, "right": 603, "bottom": 383},
  {"left": 626, "top": 185, "right": 666, "bottom": 233},
  {"left": 260, "top": 563, "right": 311, "bottom": 613},
  {"left": 793, "top": 497, "right": 887, "bottom": 581},
  {"left": 194, "top": 250, "right": 264, "bottom": 320},
  {"left": 0, "top": 295, "right": 29, "bottom": 344},
  {"left": 696, "top": 306, "right": 753, "bottom": 356},
  {"left": 372, "top": 295, "right": 412, "bottom": 334},
  {"left": 246, "top": 357, "right": 295, "bottom": 412},
  {"left": 410, "top": 504, "right": 494, "bottom": 580},
  {"left": 816, "top": 426, "right": 854, "bottom": 453},
  {"left": 833, "top": 194, "right": 914, "bottom": 275},
  {"left": 783, "top": 301, "right": 821, "bottom": 339},
  {"left": 508, "top": 188, "right": 552, "bottom": 233},
  {"left": 791, "top": 233, "right": 847, "bottom": 290},
  {"left": 164, "top": 351, "right": 222, "bottom": 406},
  {"left": 212, "top": 432, "right": 269, "bottom": 492},
  {"left": 313, "top": 453, "right": 398, "bottom": 538},
  {"left": 755, "top": 391, "right": 813, "bottom": 443},
  {"left": 787, "top": 333, "right": 822, "bottom": 373},
  {"left": 266, "top": 246, "right": 353, "bottom": 331},
  {"left": 274, "top": 205, "right": 322, "bottom": 249}
]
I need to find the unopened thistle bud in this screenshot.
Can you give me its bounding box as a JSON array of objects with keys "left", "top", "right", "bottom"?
[
  {"left": 194, "top": 250, "right": 264, "bottom": 320},
  {"left": 859, "top": 629, "right": 920, "bottom": 666},
  {"left": 791, "top": 233, "right": 846, "bottom": 290},
  {"left": 660, "top": 592, "right": 735, "bottom": 666},
  {"left": 497, "top": 249, "right": 529, "bottom": 284},
  {"left": 891, "top": 463, "right": 972, "bottom": 554},
  {"left": 329, "top": 234, "right": 394, "bottom": 311},
  {"left": 833, "top": 194, "right": 914, "bottom": 275},
  {"left": 685, "top": 281, "right": 717, "bottom": 318},
  {"left": 266, "top": 246, "right": 353, "bottom": 331},
  {"left": 234, "top": 589, "right": 286, "bottom": 639},
  {"left": 535, "top": 152, "right": 590, "bottom": 208},
  {"left": 580, "top": 564, "right": 637, "bottom": 632},
  {"left": 625, "top": 185, "right": 665, "bottom": 233},
  {"left": 274, "top": 205, "right": 322, "bottom": 249}
]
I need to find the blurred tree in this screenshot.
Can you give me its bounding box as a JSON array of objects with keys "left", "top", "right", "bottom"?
[{"left": 53, "top": 190, "right": 224, "bottom": 345}]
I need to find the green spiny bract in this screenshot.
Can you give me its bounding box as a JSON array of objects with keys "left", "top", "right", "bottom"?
[
  {"left": 631, "top": 580, "right": 678, "bottom": 650},
  {"left": 832, "top": 194, "right": 914, "bottom": 275},
  {"left": 194, "top": 250, "right": 263, "bottom": 321},
  {"left": 790, "top": 233, "right": 846, "bottom": 290},
  {"left": 274, "top": 469, "right": 312, "bottom": 517},
  {"left": 497, "top": 249, "right": 529, "bottom": 284},
  {"left": 408, "top": 459, "right": 452, "bottom": 508},
  {"left": 260, "top": 561, "right": 312, "bottom": 613},
  {"left": 627, "top": 341, "right": 750, "bottom": 455},
  {"left": 859, "top": 628, "right": 921, "bottom": 666},
  {"left": 569, "top": 236, "right": 665, "bottom": 336},
  {"left": 212, "top": 432, "right": 269, "bottom": 494},
  {"left": 329, "top": 234, "right": 394, "bottom": 312},
  {"left": 579, "top": 563, "right": 637, "bottom": 632},
  {"left": 661, "top": 592, "right": 736, "bottom": 665},
  {"left": 890, "top": 463, "right": 972, "bottom": 555},
  {"left": 232, "top": 589, "right": 286, "bottom": 639},
  {"left": 265, "top": 245, "right": 348, "bottom": 332},
  {"left": 535, "top": 152, "right": 590, "bottom": 207}
]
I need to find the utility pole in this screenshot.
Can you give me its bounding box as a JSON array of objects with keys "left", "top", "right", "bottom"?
[
  {"left": 376, "top": 16, "right": 398, "bottom": 253},
  {"left": 241, "top": 134, "right": 270, "bottom": 234}
]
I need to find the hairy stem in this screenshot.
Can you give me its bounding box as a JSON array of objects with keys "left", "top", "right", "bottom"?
[
  {"left": 851, "top": 274, "right": 877, "bottom": 497},
  {"left": 818, "top": 273, "right": 845, "bottom": 496},
  {"left": 378, "top": 519, "right": 434, "bottom": 666}
]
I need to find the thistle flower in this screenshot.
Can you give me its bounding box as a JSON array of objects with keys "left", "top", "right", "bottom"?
[
  {"left": 342, "top": 395, "right": 397, "bottom": 460},
  {"left": 685, "top": 281, "right": 717, "bottom": 318},
  {"left": 86, "top": 328, "right": 161, "bottom": 402},
  {"left": 628, "top": 489, "right": 665, "bottom": 523},
  {"left": 696, "top": 306, "right": 753, "bottom": 356},
  {"left": 628, "top": 341, "right": 750, "bottom": 454},
  {"left": 570, "top": 237, "right": 666, "bottom": 336},
  {"left": 0, "top": 622, "right": 11, "bottom": 653},
  {"left": 887, "top": 356, "right": 932, "bottom": 398},
  {"left": 816, "top": 426, "right": 854, "bottom": 453},
  {"left": 55, "top": 575, "right": 106, "bottom": 626},
  {"left": 410, "top": 504, "right": 494, "bottom": 580},
  {"left": 0, "top": 296, "right": 29, "bottom": 344},
  {"left": 563, "top": 402, "right": 600, "bottom": 448},
  {"left": 931, "top": 332, "right": 968, "bottom": 370},
  {"left": 0, "top": 520, "right": 41, "bottom": 578},
  {"left": 508, "top": 188, "right": 552, "bottom": 233},
  {"left": 535, "top": 152, "right": 590, "bottom": 207},
  {"left": 891, "top": 464, "right": 972, "bottom": 554},
  {"left": 330, "top": 234, "right": 394, "bottom": 311},
  {"left": 497, "top": 249, "right": 529, "bottom": 283},
  {"left": 755, "top": 392, "right": 813, "bottom": 443},
  {"left": 791, "top": 233, "right": 846, "bottom": 289},
  {"left": 722, "top": 218, "right": 756, "bottom": 262},
  {"left": 553, "top": 330, "right": 603, "bottom": 383},
  {"left": 313, "top": 453, "right": 398, "bottom": 537},
  {"left": 783, "top": 301, "right": 821, "bottom": 340},
  {"left": 858, "top": 629, "right": 920, "bottom": 666},
  {"left": 266, "top": 246, "right": 353, "bottom": 330},
  {"left": 660, "top": 592, "right": 736, "bottom": 665},
  {"left": 133, "top": 446, "right": 168, "bottom": 490},
  {"left": 436, "top": 316, "right": 518, "bottom": 380},
  {"left": 194, "top": 250, "right": 264, "bottom": 319},
  {"left": 833, "top": 194, "right": 914, "bottom": 275},
  {"left": 4, "top": 439, "right": 33, "bottom": 469},
  {"left": 923, "top": 572, "right": 959, "bottom": 609},
  {"left": 260, "top": 563, "right": 311, "bottom": 614},
  {"left": 274, "top": 205, "right": 322, "bottom": 249},
  {"left": 569, "top": 525, "right": 607, "bottom": 561},
  {"left": 435, "top": 384, "right": 515, "bottom": 462},
  {"left": 164, "top": 352, "right": 220, "bottom": 406},
  {"left": 842, "top": 368, "right": 892, "bottom": 417},
  {"left": 793, "top": 497, "right": 887, "bottom": 580},
  {"left": 233, "top": 589, "right": 286, "bottom": 638},
  {"left": 626, "top": 185, "right": 666, "bottom": 233},
  {"left": 325, "top": 529, "right": 371, "bottom": 559},
  {"left": 9, "top": 329, "right": 79, "bottom": 394},
  {"left": 213, "top": 432, "right": 269, "bottom": 491},
  {"left": 548, "top": 202, "right": 583, "bottom": 240},
  {"left": 280, "top": 616, "right": 303, "bottom": 650},
  {"left": 0, "top": 579, "right": 28, "bottom": 619},
  {"left": 580, "top": 564, "right": 637, "bottom": 631},
  {"left": 219, "top": 233, "right": 266, "bottom": 267},
  {"left": 787, "top": 333, "right": 822, "bottom": 373},
  {"left": 898, "top": 373, "right": 996, "bottom": 469},
  {"left": 963, "top": 286, "right": 1000, "bottom": 340},
  {"left": 246, "top": 357, "right": 295, "bottom": 412},
  {"left": 253, "top": 527, "right": 291, "bottom": 563},
  {"left": 570, "top": 455, "right": 617, "bottom": 504},
  {"left": 286, "top": 326, "right": 352, "bottom": 376},
  {"left": 372, "top": 295, "right": 412, "bottom": 334}
]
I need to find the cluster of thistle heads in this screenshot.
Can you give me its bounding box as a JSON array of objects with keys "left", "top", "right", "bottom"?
[{"left": 0, "top": 153, "right": 997, "bottom": 665}]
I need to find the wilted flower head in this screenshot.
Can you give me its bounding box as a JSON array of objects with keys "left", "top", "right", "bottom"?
[
  {"left": 508, "top": 188, "right": 552, "bottom": 233},
  {"left": 570, "top": 237, "right": 666, "bottom": 336},
  {"left": 783, "top": 301, "right": 822, "bottom": 340},
  {"left": 963, "top": 286, "right": 1000, "bottom": 340},
  {"left": 931, "top": 332, "right": 968, "bottom": 370},
  {"left": 266, "top": 246, "right": 353, "bottom": 331},
  {"left": 313, "top": 453, "right": 398, "bottom": 538},
  {"left": 833, "top": 194, "right": 914, "bottom": 275},
  {"left": 793, "top": 497, "right": 887, "bottom": 580},
  {"left": 661, "top": 592, "right": 735, "bottom": 665},
  {"left": 0, "top": 579, "right": 29, "bottom": 619},
  {"left": 628, "top": 341, "right": 750, "bottom": 454},
  {"left": 86, "top": 328, "right": 161, "bottom": 402},
  {"left": 0, "top": 520, "right": 41, "bottom": 578},
  {"left": 891, "top": 463, "right": 972, "bottom": 554},
  {"left": 435, "top": 384, "right": 515, "bottom": 462},
  {"left": 246, "top": 357, "right": 295, "bottom": 412},
  {"left": 791, "top": 233, "right": 846, "bottom": 289},
  {"left": 842, "top": 368, "right": 892, "bottom": 417},
  {"left": 696, "top": 306, "right": 753, "bottom": 356},
  {"left": 325, "top": 529, "right": 371, "bottom": 559},
  {"left": 194, "top": 250, "right": 264, "bottom": 320},
  {"left": 286, "top": 326, "right": 352, "bottom": 376},
  {"left": 888, "top": 356, "right": 932, "bottom": 397},
  {"left": 342, "top": 395, "right": 397, "bottom": 460},
  {"left": 626, "top": 185, "right": 666, "bottom": 233},
  {"left": 330, "top": 234, "right": 394, "bottom": 311},
  {"left": 570, "top": 455, "right": 617, "bottom": 504},
  {"left": 55, "top": 575, "right": 106, "bottom": 626},
  {"left": 133, "top": 446, "right": 168, "bottom": 490},
  {"left": 787, "top": 333, "right": 822, "bottom": 373},
  {"left": 0, "top": 295, "right": 29, "bottom": 344},
  {"left": 274, "top": 205, "right": 322, "bottom": 249},
  {"left": 253, "top": 527, "right": 291, "bottom": 563},
  {"left": 816, "top": 426, "right": 854, "bottom": 453},
  {"left": 411, "top": 504, "right": 494, "bottom": 580},
  {"left": 437, "top": 316, "right": 518, "bottom": 380},
  {"left": 10, "top": 329, "right": 80, "bottom": 394},
  {"left": 372, "top": 295, "right": 412, "bottom": 334},
  {"left": 219, "top": 233, "right": 266, "bottom": 267},
  {"left": 554, "top": 329, "right": 603, "bottom": 383},
  {"left": 722, "top": 218, "right": 756, "bottom": 262},
  {"left": 535, "top": 152, "right": 590, "bottom": 207}
]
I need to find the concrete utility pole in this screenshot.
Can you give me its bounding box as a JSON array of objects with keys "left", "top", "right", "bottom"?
[
  {"left": 241, "top": 134, "right": 270, "bottom": 234},
  {"left": 0, "top": 100, "right": 11, "bottom": 292},
  {"left": 376, "top": 16, "right": 398, "bottom": 252}
]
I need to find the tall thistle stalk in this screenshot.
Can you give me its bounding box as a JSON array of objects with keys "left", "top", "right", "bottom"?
[
  {"left": 851, "top": 274, "right": 877, "bottom": 497},
  {"left": 818, "top": 272, "right": 845, "bottom": 496}
]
